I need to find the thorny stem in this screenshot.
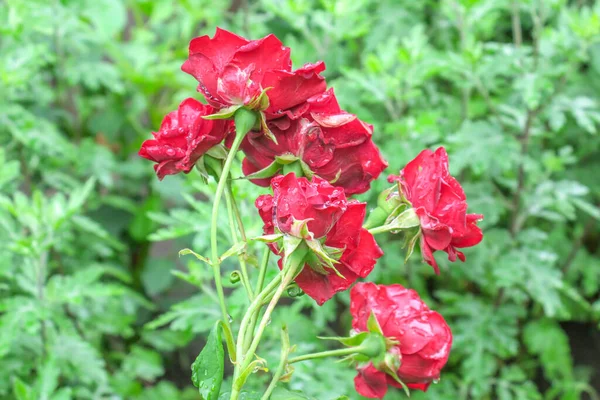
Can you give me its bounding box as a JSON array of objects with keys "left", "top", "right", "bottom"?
[
  {"left": 224, "top": 186, "right": 254, "bottom": 300},
  {"left": 210, "top": 130, "right": 247, "bottom": 333},
  {"left": 261, "top": 326, "right": 291, "bottom": 400},
  {"left": 244, "top": 247, "right": 271, "bottom": 350},
  {"left": 231, "top": 251, "right": 306, "bottom": 400},
  {"left": 230, "top": 274, "right": 282, "bottom": 400}
]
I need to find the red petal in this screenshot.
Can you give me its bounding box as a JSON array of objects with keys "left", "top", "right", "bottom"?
[
  {"left": 230, "top": 34, "right": 291, "bottom": 76},
  {"left": 354, "top": 365, "right": 389, "bottom": 399},
  {"left": 262, "top": 62, "right": 327, "bottom": 117},
  {"left": 451, "top": 213, "right": 484, "bottom": 248},
  {"left": 420, "top": 235, "right": 440, "bottom": 274},
  {"left": 293, "top": 260, "right": 359, "bottom": 305}
]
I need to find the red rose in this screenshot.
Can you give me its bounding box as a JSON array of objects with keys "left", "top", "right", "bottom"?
[
  {"left": 181, "top": 28, "right": 326, "bottom": 119},
  {"left": 138, "top": 98, "right": 232, "bottom": 179},
  {"left": 389, "top": 147, "right": 483, "bottom": 273},
  {"left": 351, "top": 282, "right": 452, "bottom": 398},
  {"left": 242, "top": 89, "right": 388, "bottom": 195},
  {"left": 256, "top": 173, "right": 383, "bottom": 305}
]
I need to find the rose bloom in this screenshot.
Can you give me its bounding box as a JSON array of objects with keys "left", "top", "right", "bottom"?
[
  {"left": 255, "top": 173, "right": 383, "bottom": 305},
  {"left": 389, "top": 147, "right": 483, "bottom": 273},
  {"left": 138, "top": 98, "right": 231, "bottom": 179},
  {"left": 181, "top": 28, "right": 326, "bottom": 119},
  {"left": 351, "top": 282, "right": 452, "bottom": 398},
  {"left": 242, "top": 89, "right": 388, "bottom": 195}
]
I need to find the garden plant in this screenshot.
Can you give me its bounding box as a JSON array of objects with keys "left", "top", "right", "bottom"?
[{"left": 1, "top": 1, "right": 600, "bottom": 400}]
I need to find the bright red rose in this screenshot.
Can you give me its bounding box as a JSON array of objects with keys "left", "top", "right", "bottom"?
[
  {"left": 242, "top": 89, "right": 388, "bottom": 195},
  {"left": 181, "top": 28, "right": 326, "bottom": 119},
  {"left": 389, "top": 147, "right": 483, "bottom": 274},
  {"left": 138, "top": 98, "right": 232, "bottom": 179},
  {"left": 351, "top": 282, "right": 452, "bottom": 398},
  {"left": 256, "top": 173, "right": 383, "bottom": 305}
]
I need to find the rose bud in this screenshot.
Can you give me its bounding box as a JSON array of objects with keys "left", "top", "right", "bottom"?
[
  {"left": 138, "top": 98, "right": 232, "bottom": 180},
  {"left": 255, "top": 173, "right": 383, "bottom": 305},
  {"left": 351, "top": 282, "right": 452, "bottom": 398},
  {"left": 181, "top": 28, "right": 326, "bottom": 121},
  {"left": 242, "top": 89, "right": 388, "bottom": 195},
  {"left": 386, "top": 147, "right": 483, "bottom": 273}
]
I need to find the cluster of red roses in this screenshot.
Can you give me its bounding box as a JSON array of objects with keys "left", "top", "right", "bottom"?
[{"left": 139, "top": 29, "right": 483, "bottom": 398}]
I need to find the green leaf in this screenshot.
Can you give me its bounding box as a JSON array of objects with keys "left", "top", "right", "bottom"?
[
  {"left": 271, "top": 387, "right": 318, "bottom": 400},
  {"left": 241, "top": 159, "right": 282, "bottom": 180},
  {"left": 179, "top": 248, "right": 211, "bottom": 265},
  {"left": 192, "top": 322, "right": 224, "bottom": 400},
  {"left": 203, "top": 105, "right": 243, "bottom": 120},
  {"left": 523, "top": 319, "right": 573, "bottom": 381},
  {"left": 220, "top": 242, "right": 246, "bottom": 262},
  {"left": 318, "top": 331, "right": 370, "bottom": 347},
  {"left": 12, "top": 378, "right": 32, "bottom": 400},
  {"left": 367, "top": 311, "right": 384, "bottom": 335}
]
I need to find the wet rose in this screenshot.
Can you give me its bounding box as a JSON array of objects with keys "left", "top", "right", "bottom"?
[
  {"left": 256, "top": 173, "right": 383, "bottom": 304},
  {"left": 138, "top": 98, "right": 231, "bottom": 179},
  {"left": 351, "top": 282, "right": 452, "bottom": 398},
  {"left": 389, "top": 147, "right": 483, "bottom": 273},
  {"left": 242, "top": 89, "right": 388, "bottom": 195},
  {"left": 181, "top": 28, "right": 326, "bottom": 119}
]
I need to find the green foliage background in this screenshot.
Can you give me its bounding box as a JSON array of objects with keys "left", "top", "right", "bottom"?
[{"left": 1, "top": 0, "right": 600, "bottom": 399}]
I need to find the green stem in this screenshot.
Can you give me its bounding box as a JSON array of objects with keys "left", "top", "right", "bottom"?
[
  {"left": 229, "top": 186, "right": 248, "bottom": 242},
  {"left": 368, "top": 224, "right": 393, "bottom": 235},
  {"left": 255, "top": 247, "right": 271, "bottom": 296},
  {"left": 244, "top": 247, "right": 271, "bottom": 350},
  {"left": 232, "top": 249, "right": 306, "bottom": 399},
  {"left": 287, "top": 346, "right": 367, "bottom": 364},
  {"left": 231, "top": 273, "right": 283, "bottom": 399},
  {"left": 224, "top": 187, "right": 254, "bottom": 300},
  {"left": 261, "top": 326, "right": 290, "bottom": 400},
  {"left": 210, "top": 126, "right": 248, "bottom": 332}
]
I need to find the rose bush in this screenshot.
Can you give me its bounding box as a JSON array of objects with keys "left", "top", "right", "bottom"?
[{"left": 138, "top": 27, "right": 482, "bottom": 400}]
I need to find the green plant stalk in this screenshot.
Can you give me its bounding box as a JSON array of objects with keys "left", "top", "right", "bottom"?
[
  {"left": 255, "top": 246, "right": 271, "bottom": 294},
  {"left": 230, "top": 273, "right": 283, "bottom": 399},
  {"left": 209, "top": 121, "right": 251, "bottom": 333},
  {"left": 231, "top": 250, "right": 306, "bottom": 399},
  {"left": 244, "top": 247, "right": 271, "bottom": 350},
  {"left": 261, "top": 326, "right": 290, "bottom": 400},
  {"left": 224, "top": 186, "right": 254, "bottom": 300},
  {"left": 287, "top": 346, "right": 369, "bottom": 364}
]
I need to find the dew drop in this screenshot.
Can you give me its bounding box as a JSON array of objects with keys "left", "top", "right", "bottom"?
[
  {"left": 228, "top": 314, "right": 234, "bottom": 323},
  {"left": 166, "top": 148, "right": 176, "bottom": 156}
]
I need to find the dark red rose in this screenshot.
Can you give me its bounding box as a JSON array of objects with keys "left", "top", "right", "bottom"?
[
  {"left": 138, "top": 98, "right": 232, "bottom": 179},
  {"left": 256, "top": 173, "right": 383, "bottom": 305},
  {"left": 388, "top": 147, "right": 483, "bottom": 273},
  {"left": 181, "top": 28, "right": 326, "bottom": 119},
  {"left": 351, "top": 282, "right": 452, "bottom": 398},
  {"left": 242, "top": 89, "right": 388, "bottom": 195}
]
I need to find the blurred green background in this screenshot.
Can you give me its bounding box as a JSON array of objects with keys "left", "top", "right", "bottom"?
[{"left": 1, "top": 0, "right": 600, "bottom": 399}]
